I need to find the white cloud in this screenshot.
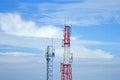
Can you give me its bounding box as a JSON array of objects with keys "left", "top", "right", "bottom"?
[
  {"left": 71, "top": 40, "right": 120, "bottom": 46},
  {"left": 0, "top": 52, "right": 44, "bottom": 63},
  {"left": 0, "top": 13, "right": 63, "bottom": 38},
  {"left": 73, "top": 47, "right": 114, "bottom": 58},
  {"left": 56, "top": 47, "right": 114, "bottom": 59},
  {"left": 0, "top": 52, "right": 40, "bottom": 57}
]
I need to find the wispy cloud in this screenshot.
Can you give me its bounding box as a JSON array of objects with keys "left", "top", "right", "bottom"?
[
  {"left": 73, "top": 47, "right": 114, "bottom": 58},
  {"left": 0, "top": 44, "right": 42, "bottom": 54},
  {"left": 18, "top": 0, "right": 120, "bottom": 26},
  {"left": 72, "top": 40, "right": 120, "bottom": 46},
  {"left": 0, "top": 32, "right": 116, "bottom": 58},
  {"left": 56, "top": 47, "right": 114, "bottom": 58},
  {"left": 0, "top": 52, "right": 44, "bottom": 64},
  {"left": 0, "top": 52, "right": 40, "bottom": 57}
]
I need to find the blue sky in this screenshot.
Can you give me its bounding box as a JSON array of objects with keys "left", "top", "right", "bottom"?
[{"left": 0, "top": 0, "right": 120, "bottom": 80}]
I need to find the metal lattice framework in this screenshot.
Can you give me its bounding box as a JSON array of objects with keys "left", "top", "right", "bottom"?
[
  {"left": 46, "top": 46, "right": 55, "bottom": 80},
  {"left": 61, "top": 25, "right": 73, "bottom": 80}
]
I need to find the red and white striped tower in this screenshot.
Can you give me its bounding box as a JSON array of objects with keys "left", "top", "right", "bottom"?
[{"left": 61, "top": 25, "right": 73, "bottom": 80}]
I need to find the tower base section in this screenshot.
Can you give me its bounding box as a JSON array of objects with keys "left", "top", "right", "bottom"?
[{"left": 61, "top": 64, "right": 72, "bottom": 80}]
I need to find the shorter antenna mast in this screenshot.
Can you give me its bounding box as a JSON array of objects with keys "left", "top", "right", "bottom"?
[{"left": 45, "top": 37, "right": 55, "bottom": 80}]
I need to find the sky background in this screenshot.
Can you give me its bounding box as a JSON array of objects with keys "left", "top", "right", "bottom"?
[{"left": 0, "top": 0, "right": 120, "bottom": 80}]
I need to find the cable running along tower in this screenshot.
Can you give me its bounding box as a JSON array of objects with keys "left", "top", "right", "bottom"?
[{"left": 61, "top": 25, "right": 73, "bottom": 80}]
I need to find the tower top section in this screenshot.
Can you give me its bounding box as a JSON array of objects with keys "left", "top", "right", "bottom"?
[{"left": 62, "top": 25, "right": 71, "bottom": 47}]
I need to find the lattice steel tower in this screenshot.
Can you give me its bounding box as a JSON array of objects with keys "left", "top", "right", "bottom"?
[
  {"left": 61, "top": 25, "right": 73, "bottom": 80},
  {"left": 46, "top": 45, "right": 55, "bottom": 80}
]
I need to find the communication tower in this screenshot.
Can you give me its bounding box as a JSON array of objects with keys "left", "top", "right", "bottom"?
[
  {"left": 46, "top": 44, "right": 55, "bottom": 80},
  {"left": 61, "top": 25, "right": 73, "bottom": 80}
]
